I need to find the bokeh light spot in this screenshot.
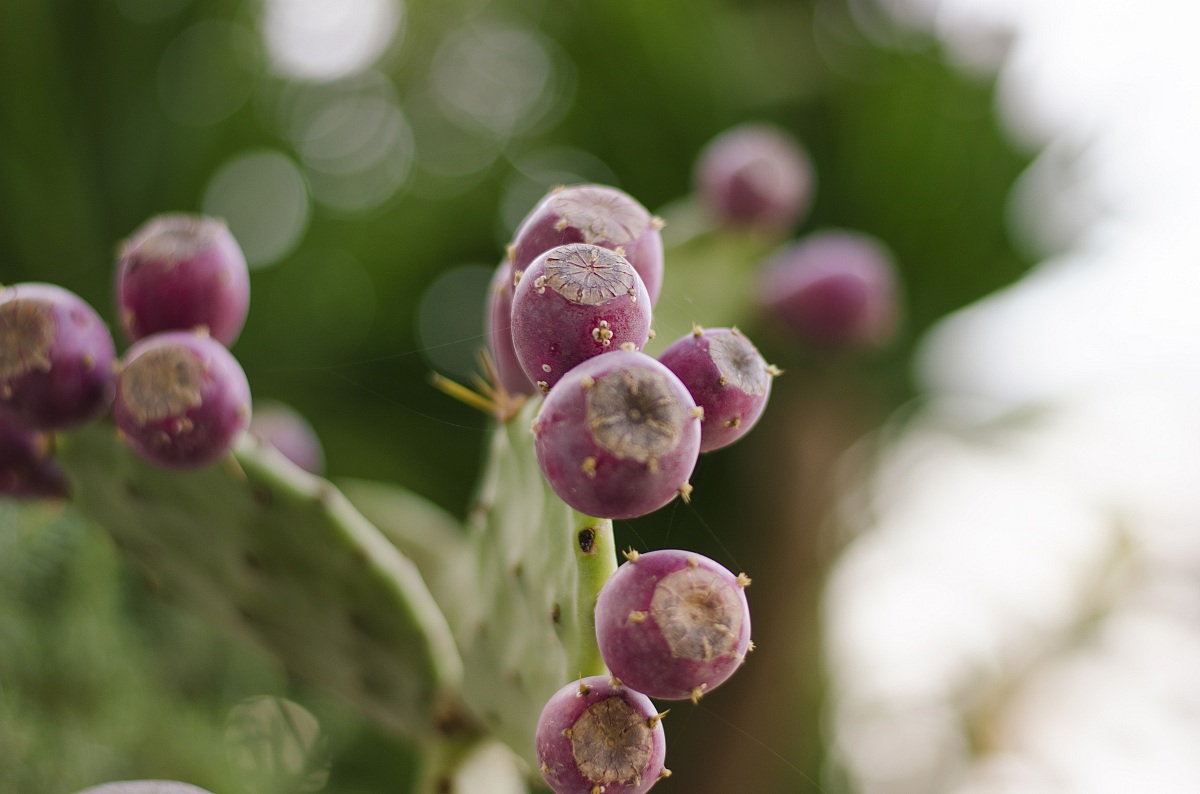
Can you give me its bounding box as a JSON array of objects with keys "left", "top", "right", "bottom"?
[{"left": 202, "top": 150, "right": 310, "bottom": 268}]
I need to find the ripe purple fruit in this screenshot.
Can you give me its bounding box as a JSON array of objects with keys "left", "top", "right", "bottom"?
[
  {"left": 694, "top": 123, "right": 814, "bottom": 234},
  {"left": 116, "top": 214, "right": 250, "bottom": 346},
  {"left": 113, "top": 330, "right": 251, "bottom": 469},
  {"left": 657, "top": 327, "right": 776, "bottom": 453},
  {"left": 0, "top": 283, "right": 116, "bottom": 430},
  {"left": 532, "top": 350, "right": 701, "bottom": 520},
  {"left": 248, "top": 401, "right": 325, "bottom": 475},
  {"left": 485, "top": 259, "right": 537, "bottom": 396},
  {"left": 511, "top": 244, "right": 651, "bottom": 393},
  {"left": 510, "top": 185, "right": 665, "bottom": 306},
  {"left": 535, "top": 676, "right": 668, "bottom": 794},
  {"left": 595, "top": 549, "right": 752, "bottom": 702},
  {"left": 757, "top": 230, "right": 899, "bottom": 350},
  {"left": 0, "top": 416, "right": 68, "bottom": 499}
]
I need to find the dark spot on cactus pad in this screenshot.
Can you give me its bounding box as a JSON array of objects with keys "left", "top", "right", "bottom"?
[
  {"left": 587, "top": 367, "right": 686, "bottom": 463},
  {"left": 578, "top": 527, "right": 597, "bottom": 555},
  {"left": 551, "top": 602, "right": 562, "bottom": 623},
  {"left": 119, "top": 345, "right": 205, "bottom": 425},
  {"left": 709, "top": 332, "right": 769, "bottom": 396},
  {"left": 253, "top": 484, "right": 273, "bottom": 506},
  {"left": 544, "top": 245, "right": 638, "bottom": 306},
  {"left": 0, "top": 298, "right": 55, "bottom": 379},
  {"left": 124, "top": 482, "right": 143, "bottom": 501},
  {"left": 651, "top": 567, "right": 744, "bottom": 661},
  {"left": 243, "top": 552, "right": 265, "bottom": 574},
  {"left": 435, "top": 777, "right": 452, "bottom": 794},
  {"left": 571, "top": 697, "right": 654, "bottom": 787},
  {"left": 348, "top": 611, "right": 376, "bottom": 638}
]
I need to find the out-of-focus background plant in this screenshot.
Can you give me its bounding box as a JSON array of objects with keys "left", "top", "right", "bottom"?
[{"left": 13, "top": 0, "right": 1193, "bottom": 792}]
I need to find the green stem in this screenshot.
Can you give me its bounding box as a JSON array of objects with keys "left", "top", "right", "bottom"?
[{"left": 568, "top": 511, "right": 618, "bottom": 680}]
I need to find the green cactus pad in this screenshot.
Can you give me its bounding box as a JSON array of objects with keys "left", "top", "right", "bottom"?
[
  {"left": 455, "top": 399, "right": 617, "bottom": 765},
  {"left": 56, "top": 426, "right": 463, "bottom": 739}
]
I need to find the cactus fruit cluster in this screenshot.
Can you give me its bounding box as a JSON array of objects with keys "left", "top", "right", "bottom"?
[{"left": 3, "top": 120, "right": 903, "bottom": 793}]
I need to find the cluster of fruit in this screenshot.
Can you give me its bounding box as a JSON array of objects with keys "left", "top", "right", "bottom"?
[
  {"left": 0, "top": 215, "right": 255, "bottom": 496},
  {"left": 482, "top": 183, "right": 770, "bottom": 793}
]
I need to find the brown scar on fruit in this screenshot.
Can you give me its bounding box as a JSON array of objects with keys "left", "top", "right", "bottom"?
[
  {"left": 545, "top": 245, "right": 639, "bottom": 306},
  {"left": 119, "top": 346, "right": 205, "bottom": 425},
  {"left": 587, "top": 367, "right": 686, "bottom": 463},
  {"left": 570, "top": 697, "right": 655, "bottom": 788},
  {"left": 651, "top": 567, "right": 743, "bottom": 661},
  {"left": 710, "top": 332, "right": 769, "bottom": 395},
  {"left": 0, "top": 299, "right": 55, "bottom": 379},
  {"left": 552, "top": 187, "right": 649, "bottom": 244},
  {"left": 725, "top": 416, "right": 741, "bottom": 428},
  {"left": 123, "top": 214, "right": 218, "bottom": 266}
]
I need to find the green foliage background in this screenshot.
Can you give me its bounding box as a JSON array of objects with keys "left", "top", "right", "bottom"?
[{"left": 0, "top": 0, "right": 1029, "bottom": 792}]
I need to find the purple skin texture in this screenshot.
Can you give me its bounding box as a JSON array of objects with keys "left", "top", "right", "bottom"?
[
  {"left": 0, "top": 416, "right": 68, "bottom": 499},
  {"left": 0, "top": 282, "right": 117, "bottom": 431},
  {"left": 113, "top": 330, "right": 252, "bottom": 469},
  {"left": 509, "top": 185, "right": 665, "bottom": 306},
  {"left": 657, "top": 327, "right": 776, "bottom": 453},
  {"left": 757, "top": 230, "right": 899, "bottom": 350},
  {"left": 248, "top": 401, "right": 325, "bottom": 475},
  {"left": 511, "top": 245, "right": 652, "bottom": 394},
  {"left": 532, "top": 350, "right": 701, "bottom": 520},
  {"left": 485, "top": 259, "right": 537, "bottom": 396},
  {"left": 535, "top": 676, "right": 668, "bottom": 794},
  {"left": 116, "top": 214, "right": 250, "bottom": 346},
  {"left": 595, "top": 549, "right": 752, "bottom": 702},
  {"left": 694, "top": 123, "right": 815, "bottom": 235}
]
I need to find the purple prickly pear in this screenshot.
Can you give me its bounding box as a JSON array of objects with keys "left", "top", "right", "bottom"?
[
  {"left": 485, "top": 259, "right": 537, "bottom": 396},
  {"left": 594, "top": 549, "right": 752, "bottom": 702},
  {"left": 694, "top": 123, "right": 814, "bottom": 234},
  {"left": 511, "top": 244, "right": 651, "bottom": 393},
  {"left": 113, "top": 330, "right": 251, "bottom": 468},
  {"left": 657, "top": 326, "right": 777, "bottom": 453},
  {"left": 0, "top": 283, "right": 116, "bottom": 430},
  {"left": 532, "top": 350, "right": 700, "bottom": 520},
  {"left": 510, "top": 185, "right": 665, "bottom": 306},
  {"left": 535, "top": 675, "right": 668, "bottom": 794},
  {"left": 0, "top": 416, "right": 68, "bottom": 499},
  {"left": 116, "top": 214, "right": 250, "bottom": 346},
  {"left": 248, "top": 401, "right": 325, "bottom": 475},
  {"left": 757, "top": 230, "right": 899, "bottom": 350}
]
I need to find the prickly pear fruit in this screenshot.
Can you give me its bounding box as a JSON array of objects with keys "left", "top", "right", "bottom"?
[
  {"left": 0, "top": 282, "right": 116, "bottom": 430},
  {"left": 511, "top": 244, "right": 651, "bottom": 393},
  {"left": 532, "top": 350, "right": 700, "bottom": 520},
  {"left": 510, "top": 185, "right": 664, "bottom": 306},
  {"left": 249, "top": 400, "right": 325, "bottom": 475},
  {"left": 694, "top": 123, "right": 814, "bottom": 234},
  {"left": 113, "top": 330, "right": 251, "bottom": 468},
  {"left": 757, "top": 230, "right": 899, "bottom": 350},
  {"left": 535, "top": 676, "right": 668, "bottom": 794},
  {"left": 0, "top": 416, "right": 68, "bottom": 498},
  {"left": 595, "top": 549, "right": 751, "bottom": 702},
  {"left": 657, "top": 326, "right": 775, "bottom": 453},
  {"left": 116, "top": 214, "right": 250, "bottom": 346},
  {"left": 72, "top": 784, "right": 215, "bottom": 794},
  {"left": 485, "top": 259, "right": 537, "bottom": 397}
]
